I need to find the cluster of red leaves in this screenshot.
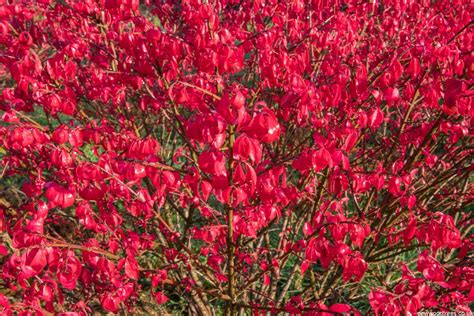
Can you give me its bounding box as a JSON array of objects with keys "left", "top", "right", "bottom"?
[{"left": 0, "top": 0, "right": 472, "bottom": 315}]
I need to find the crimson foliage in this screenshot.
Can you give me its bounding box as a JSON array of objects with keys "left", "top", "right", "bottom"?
[{"left": 0, "top": 0, "right": 472, "bottom": 315}]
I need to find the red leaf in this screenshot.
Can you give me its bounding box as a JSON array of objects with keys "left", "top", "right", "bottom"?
[
  {"left": 198, "top": 151, "right": 227, "bottom": 176},
  {"left": 101, "top": 294, "right": 121, "bottom": 313},
  {"left": 246, "top": 108, "right": 281, "bottom": 143},
  {"left": 384, "top": 88, "right": 399, "bottom": 103},
  {"left": 0, "top": 245, "right": 8, "bottom": 256},
  {"left": 302, "top": 222, "right": 313, "bottom": 236},
  {"left": 58, "top": 251, "right": 82, "bottom": 290},
  {"left": 330, "top": 303, "right": 352, "bottom": 313},
  {"left": 368, "top": 108, "right": 384, "bottom": 129},
  {"left": 45, "top": 183, "right": 76, "bottom": 208},
  {"left": 263, "top": 274, "right": 270, "bottom": 286},
  {"left": 21, "top": 247, "right": 47, "bottom": 278},
  {"left": 154, "top": 291, "right": 169, "bottom": 305},
  {"left": 300, "top": 260, "right": 310, "bottom": 275},
  {"left": 124, "top": 256, "right": 139, "bottom": 280}
]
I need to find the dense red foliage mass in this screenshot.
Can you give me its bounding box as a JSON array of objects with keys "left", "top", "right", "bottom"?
[{"left": 0, "top": 0, "right": 472, "bottom": 314}]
